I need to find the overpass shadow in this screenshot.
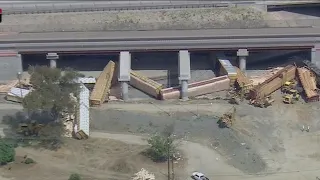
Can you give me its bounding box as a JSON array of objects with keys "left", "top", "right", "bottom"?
[
  {"left": 22, "top": 54, "right": 49, "bottom": 71},
  {"left": 22, "top": 53, "right": 119, "bottom": 72},
  {"left": 131, "top": 52, "right": 179, "bottom": 88},
  {"left": 269, "top": 6, "right": 320, "bottom": 17},
  {"left": 58, "top": 54, "right": 119, "bottom": 71},
  {"left": 131, "top": 51, "right": 216, "bottom": 88},
  {"left": 190, "top": 51, "right": 216, "bottom": 83},
  {"left": 247, "top": 50, "right": 310, "bottom": 70}
]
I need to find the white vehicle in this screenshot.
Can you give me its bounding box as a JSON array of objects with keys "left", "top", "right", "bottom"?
[{"left": 191, "top": 172, "right": 209, "bottom": 180}]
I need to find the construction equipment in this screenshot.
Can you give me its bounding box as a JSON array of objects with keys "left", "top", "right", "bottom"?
[
  {"left": 283, "top": 89, "right": 300, "bottom": 104},
  {"left": 17, "top": 121, "right": 44, "bottom": 136},
  {"left": 281, "top": 80, "right": 297, "bottom": 93},
  {"left": 217, "top": 107, "right": 236, "bottom": 128},
  {"left": 249, "top": 95, "right": 274, "bottom": 108}
]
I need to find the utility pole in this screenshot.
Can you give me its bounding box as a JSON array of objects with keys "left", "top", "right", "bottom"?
[
  {"left": 171, "top": 155, "right": 175, "bottom": 180},
  {"left": 167, "top": 139, "right": 170, "bottom": 180},
  {"left": 17, "top": 72, "right": 23, "bottom": 98}
]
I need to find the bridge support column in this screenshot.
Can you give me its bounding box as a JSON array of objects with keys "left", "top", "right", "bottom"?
[
  {"left": 311, "top": 46, "right": 320, "bottom": 67},
  {"left": 178, "top": 50, "right": 191, "bottom": 101},
  {"left": 237, "top": 49, "right": 249, "bottom": 75},
  {"left": 46, "top": 53, "right": 59, "bottom": 68},
  {"left": 118, "top": 51, "right": 131, "bottom": 101}
]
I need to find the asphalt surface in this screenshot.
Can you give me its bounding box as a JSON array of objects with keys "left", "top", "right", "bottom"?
[
  {"left": 1, "top": 27, "right": 320, "bottom": 41},
  {"left": 0, "top": 1, "right": 319, "bottom": 14},
  {"left": 0, "top": 1, "right": 237, "bottom": 14}
]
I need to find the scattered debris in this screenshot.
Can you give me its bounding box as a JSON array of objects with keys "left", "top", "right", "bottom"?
[
  {"left": 249, "top": 95, "right": 274, "bottom": 108},
  {"left": 0, "top": 80, "right": 18, "bottom": 94},
  {"left": 235, "top": 66, "right": 253, "bottom": 94},
  {"left": 77, "top": 77, "right": 96, "bottom": 84},
  {"left": 6, "top": 87, "right": 31, "bottom": 103},
  {"left": 217, "top": 106, "right": 236, "bottom": 128},
  {"left": 132, "top": 168, "right": 155, "bottom": 180}
]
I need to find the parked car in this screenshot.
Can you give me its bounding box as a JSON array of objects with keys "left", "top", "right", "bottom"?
[{"left": 191, "top": 172, "right": 209, "bottom": 180}]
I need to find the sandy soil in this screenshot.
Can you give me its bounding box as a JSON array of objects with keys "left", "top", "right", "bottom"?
[{"left": 0, "top": 137, "right": 186, "bottom": 180}]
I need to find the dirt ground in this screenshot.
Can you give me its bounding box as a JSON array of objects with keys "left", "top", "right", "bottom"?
[
  {"left": 1, "top": 89, "right": 320, "bottom": 180},
  {"left": 0, "top": 138, "right": 186, "bottom": 180}
]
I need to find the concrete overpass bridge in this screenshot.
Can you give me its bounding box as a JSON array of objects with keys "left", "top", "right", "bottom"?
[{"left": 0, "top": 27, "right": 320, "bottom": 100}]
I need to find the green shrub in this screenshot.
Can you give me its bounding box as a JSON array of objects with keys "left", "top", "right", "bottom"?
[
  {"left": 68, "top": 173, "right": 81, "bottom": 180},
  {"left": 0, "top": 139, "right": 15, "bottom": 165},
  {"left": 146, "top": 134, "right": 175, "bottom": 162},
  {"left": 24, "top": 158, "right": 35, "bottom": 164}
]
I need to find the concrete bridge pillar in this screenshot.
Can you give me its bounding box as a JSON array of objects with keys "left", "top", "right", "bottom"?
[
  {"left": 311, "top": 45, "right": 320, "bottom": 67},
  {"left": 178, "top": 50, "right": 191, "bottom": 101},
  {"left": 118, "top": 51, "right": 131, "bottom": 101},
  {"left": 237, "top": 49, "right": 249, "bottom": 75},
  {"left": 46, "top": 53, "right": 59, "bottom": 68}
]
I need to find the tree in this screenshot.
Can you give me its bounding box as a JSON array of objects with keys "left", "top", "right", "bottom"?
[
  {"left": 146, "top": 124, "right": 176, "bottom": 162},
  {"left": 23, "top": 66, "right": 83, "bottom": 120},
  {"left": 0, "top": 139, "right": 15, "bottom": 165},
  {"left": 68, "top": 173, "right": 81, "bottom": 180},
  {"left": 11, "top": 66, "right": 83, "bottom": 149}
]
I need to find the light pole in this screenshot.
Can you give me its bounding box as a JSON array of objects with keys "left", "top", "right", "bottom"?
[{"left": 17, "top": 72, "right": 23, "bottom": 98}]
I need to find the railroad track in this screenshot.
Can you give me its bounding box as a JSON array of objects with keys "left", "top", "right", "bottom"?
[{"left": 2, "top": 2, "right": 236, "bottom": 15}]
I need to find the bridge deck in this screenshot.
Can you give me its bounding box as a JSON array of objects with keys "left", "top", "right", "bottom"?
[{"left": 1, "top": 27, "right": 320, "bottom": 42}]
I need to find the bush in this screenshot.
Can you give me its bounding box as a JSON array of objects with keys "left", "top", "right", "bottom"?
[
  {"left": 24, "top": 158, "right": 35, "bottom": 164},
  {"left": 146, "top": 134, "right": 175, "bottom": 162},
  {"left": 0, "top": 139, "right": 15, "bottom": 165},
  {"left": 68, "top": 173, "right": 81, "bottom": 180}
]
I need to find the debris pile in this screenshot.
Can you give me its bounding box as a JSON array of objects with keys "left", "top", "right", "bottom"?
[
  {"left": 6, "top": 87, "right": 31, "bottom": 103},
  {"left": 249, "top": 67, "right": 283, "bottom": 86},
  {"left": 61, "top": 112, "right": 76, "bottom": 138},
  {"left": 0, "top": 80, "right": 18, "bottom": 94},
  {"left": 229, "top": 61, "right": 320, "bottom": 108},
  {"left": 132, "top": 168, "right": 155, "bottom": 180}
]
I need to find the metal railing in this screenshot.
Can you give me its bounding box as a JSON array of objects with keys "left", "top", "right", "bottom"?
[{"left": 1, "top": 1, "right": 241, "bottom": 15}]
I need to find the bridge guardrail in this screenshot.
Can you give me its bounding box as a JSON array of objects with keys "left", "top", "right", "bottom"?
[
  {"left": 0, "top": 19, "right": 320, "bottom": 33},
  {"left": 1, "top": 2, "right": 236, "bottom": 15}
]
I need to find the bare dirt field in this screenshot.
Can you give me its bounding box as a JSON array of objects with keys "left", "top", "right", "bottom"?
[
  {"left": 0, "top": 138, "right": 186, "bottom": 180},
  {"left": 1, "top": 92, "right": 320, "bottom": 180}
]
